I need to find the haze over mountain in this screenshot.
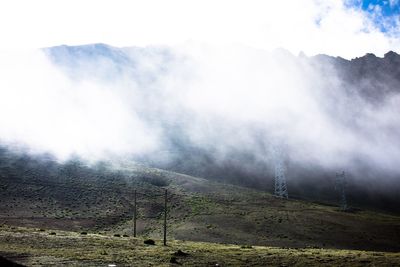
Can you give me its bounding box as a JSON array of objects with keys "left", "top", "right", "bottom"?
[
  {"left": 1, "top": 43, "right": 400, "bottom": 212},
  {"left": 2, "top": 1, "right": 400, "bottom": 265}
]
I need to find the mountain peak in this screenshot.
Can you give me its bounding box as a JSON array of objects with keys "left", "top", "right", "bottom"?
[{"left": 384, "top": 50, "right": 400, "bottom": 60}]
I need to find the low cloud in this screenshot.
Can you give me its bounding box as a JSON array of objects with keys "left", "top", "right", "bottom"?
[{"left": 1, "top": 43, "right": 399, "bottom": 183}]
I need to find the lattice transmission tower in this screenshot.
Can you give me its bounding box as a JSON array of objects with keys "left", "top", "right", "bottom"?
[
  {"left": 335, "top": 171, "right": 347, "bottom": 211},
  {"left": 271, "top": 146, "right": 288, "bottom": 198}
]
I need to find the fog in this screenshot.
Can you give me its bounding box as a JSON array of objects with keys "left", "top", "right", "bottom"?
[
  {"left": 0, "top": 43, "right": 399, "bottom": 187},
  {"left": 0, "top": 49, "right": 159, "bottom": 160}
]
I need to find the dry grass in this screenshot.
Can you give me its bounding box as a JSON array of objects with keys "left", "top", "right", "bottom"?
[{"left": 0, "top": 225, "right": 399, "bottom": 266}]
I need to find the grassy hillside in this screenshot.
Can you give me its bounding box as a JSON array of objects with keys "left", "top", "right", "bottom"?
[
  {"left": 1, "top": 225, "right": 399, "bottom": 266},
  {"left": 0, "top": 148, "right": 400, "bottom": 254}
]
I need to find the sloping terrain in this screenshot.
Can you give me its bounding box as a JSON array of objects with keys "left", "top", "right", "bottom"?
[{"left": 0, "top": 148, "right": 400, "bottom": 253}]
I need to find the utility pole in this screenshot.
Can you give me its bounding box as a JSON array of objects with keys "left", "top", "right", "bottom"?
[
  {"left": 335, "top": 171, "right": 347, "bottom": 211},
  {"left": 133, "top": 189, "right": 137, "bottom": 237},
  {"left": 272, "top": 146, "right": 288, "bottom": 198},
  {"left": 163, "top": 189, "right": 167, "bottom": 246}
]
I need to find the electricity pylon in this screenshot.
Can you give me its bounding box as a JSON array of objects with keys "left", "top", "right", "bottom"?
[
  {"left": 271, "top": 146, "right": 288, "bottom": 199},
  {"left": 335, "top": 171, "right": 347, "bottom": 211}
]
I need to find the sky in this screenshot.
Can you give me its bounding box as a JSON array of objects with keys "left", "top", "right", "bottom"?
[
  {"left": 359, "top": 0, "right": 400, "bottom": 17},
  {"left": 352, "top": 0, "right": 400, "bottom": 31},
  {"left": 1, "top": 0, "right": 400, "bottom": 178},
  {"left": 0, "top": 0, "right": 399, "bottom": 58}
]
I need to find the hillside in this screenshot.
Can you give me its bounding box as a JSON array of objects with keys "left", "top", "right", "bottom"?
[{"left": 1, "top": 147, "right": 399, "bottom": 254}]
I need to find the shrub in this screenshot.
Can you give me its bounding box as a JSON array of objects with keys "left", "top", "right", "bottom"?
[
  {"left": 170, "top": 257, "right": 179, "bottom": 264},
  {"left": 142, "top": 176, "right": 169, "bottom": 187},
  {"left": 144, "top": 239, "right": 155, "bottom": 245},
  {"left": 173, "top": 249, "right": 189, "bottom": 256}
]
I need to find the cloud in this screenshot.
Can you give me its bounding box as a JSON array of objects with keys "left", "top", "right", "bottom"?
[
  {"left": 0, "top": 1, "right": 400, "bottom": 183},
  {"left": 0, "top": 50, "right": 159, "bottom": 160},
  {"left": 1, "top": 40, "right": 400, "bottom": 184},
  {"left": 0, "top": 0, "right": 399, "bottom": 58},
  {"left": 389, "top": 0, "right": 399, "bottom": 7}
]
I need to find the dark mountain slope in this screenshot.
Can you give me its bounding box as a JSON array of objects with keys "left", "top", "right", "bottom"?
[{"left": 0, "top": 147, "right": 400, "bottom": 252}]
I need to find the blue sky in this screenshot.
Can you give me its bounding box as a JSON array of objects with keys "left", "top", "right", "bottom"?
[
  {"left": 348, "top": 0, "right": 400, "bottom": 31},
  {"left": 361, "top": 0, "right": 400, "bottom": 16}
]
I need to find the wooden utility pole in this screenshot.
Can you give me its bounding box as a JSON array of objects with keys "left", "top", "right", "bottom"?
[
  {"left": 133, "top": 189, "right": 137, "bottom": 237},
  {"left": 163, "top": 189, "right": 167, "bottom": 246}
]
